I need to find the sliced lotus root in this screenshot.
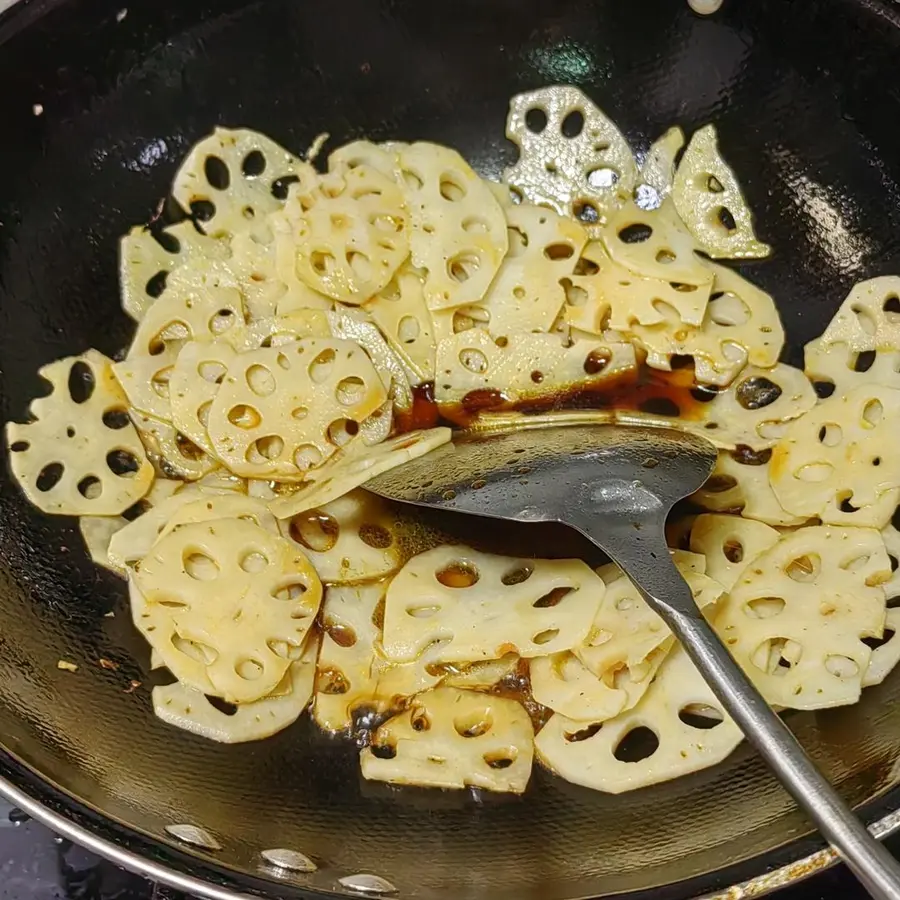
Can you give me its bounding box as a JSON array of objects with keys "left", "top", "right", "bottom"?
[
  {"left": 226, "top": 310, "right": 333, "bottom": 353},
  {"left": 79, "top": 478, "right": 181, "bottom": 573},
  {"left": 113, "top": 282, "right": 244, "bottom": 422},
  {"left": 314, "top": 583, "right": 383, "bottom": 732},
  {"left": 207, "top": 338, "right": 388, "bottom": 480},
  {"left": 269, "top": 427, "right": 452, "bottom": 519},
  {"left": 364, "top": 266, "right": 437, "bottom": 384},
  {"left": 6, "top": 350, "right": 154, "bottom": 516},
  {"left": 398, "top": 142, "right": 508, "bottom": 311},
  {"left": 153, "top": 633, "right": 318, "bottom": 743},
  {"left": 629, "top": 263, "right": 784, "bottom": 386},
  {"left": 689, "top": 514, "right": 780, "bottom": 591},
  {"left": 169, "top": 340, "right": 236, "bottom": 454},
  {"left": 119, "top": 221, "right": 230, "bottom": 321},
  {"left": 813, "top": 276, "right": 900, "bottom": 352},
  {"left": 131, "top": 412, "right": 218, "bottom": 482},
  {"left": 769, "top": 384, "right": 900, "bottom": 527},
  {"left": 673, "top": 364, "right": 817, "bottom": 451},
  {"left": 691, "top": 449, "right": 808, "bottom": 527},
  {"left": 280, "top": 488, "right": 401, "bottom": 584},
  {"left": 108, "top": 484, "right": 258, "bottom": 571},
  {"left": 601, "top": 199, "right": 713, "bottom": 287},
  {"left": 863, "top": 608, "right": 900, "bottom": 688},
  {"left": 437, "top": 656, "right": 520, "bottom": 691},
  {"left": 359, "top": 400, "right": 394, "bottom": 447},
  {"left": 156, "top": 493, "right": 279, "bottom": 544},
  {"left": 134, "top": 518, "right": 323, "bottom": 702},
  {"left": 637, "top": 126, "right": 685, "bottom": 206},
  {"left": 433, "top": 329, "right": 636, "bottom": 407},
  {"left": 328, "top": 140, "right": 403, "bottom": 179},
  {"left": 474, "top": 203, "right": 588, "bottom": 338},
  {"left": 535, "top": 644, "right": 743, "bottom": 793},
  {"left": 882, "top": 523, "right": 900, "bottom": 601},
  {"left": 172, "top": 128, "right": 316, "bottom": 241},
  {"left": 563, "top": 240, "right": 710, "bottom": 339},
  {"left": 381, "top": 545, "right": 604, "bottom": 664},
  {"left": 285, "top": 164, "right": 409, "bottom": 305},
  {"left": 504, "top": 85, "right": 637, "bottom": 224},
  {"left": 805, "top": 338, "right": 900, "bottom": 399},
  {"left": 568, "top": 557, "right": 724, "bottom": 721},
  {"left": 327, "top": 309, "right": 413, "bottom": 412},
  {"left": 361, "top": 686, "right": 534, "bottom": 793},
  {"left": 716, "top": 525, "right": 889, "bottom": 709},
  {"left": 672, "top": 125, "right": 770, "bottom": 259}
]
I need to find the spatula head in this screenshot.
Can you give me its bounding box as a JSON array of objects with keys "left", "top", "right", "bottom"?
[{"left": 366, "top": 422, "right": 717, "bottom": 528}]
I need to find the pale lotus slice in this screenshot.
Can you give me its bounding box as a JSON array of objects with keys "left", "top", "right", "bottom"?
[
  {"left": 134, "top": 518, "right": 323, "bottom": 703},
  {"left": 476, "top": 204, "right": 588, "bottom": 337},
  {"left": 629, "top": 262, "right": 784, "bottom": 386},
  {"left": 716, "top": 526, "right": 888, "bottom": 710},
  {"left": 882, "top": 524, "right": 900, "bottom": 601},
  {"left": 361, "top": 687, "right": 534, "bottom": 793},
  {"left": 155, "top": 493, "right": 279, "bottom": 543},
  {"left": 268, "top": 428, "right": 452, "bottom": 519},
  {"left": 398, "top": 142, "right": 508, "bottom": 311},
  {"left": 79, "top": 478, "right": 181, "bottom": 573},
  {"left": 805, "top": 338, "right": 900, "bottom": 398},
  {"left": 207, "top": 338, "right": 388, "bottom": 480},
  {"left": 816, "top": 276, "right": 900, "bottom": 352},
  {"left": 172, "top": 128, "right": 316, "bottom": 241},
  {"left": 691, "top": 449, "right": 808, "bottom": 527},
  {"left": 504, "top": 85, "right": 637, "bottom": 223},
  {"left": 439, "top": 656, "right": 520, "bottom": 690},
  {"left": 113, "top": 282, "right": 244, "bottom": 422},
  {"left": 769, "top": 384, "right": 900, "bottom": 527},
  {"left": 287, "top": 164, "right": 409, "bottom": 305},
  {"left": 226, "top": 310, "right": 332, "bottom": 353},
  {"left": 382, "top": 545, "right": 605, "bottom": 664},
  {"left": 193, "top": 469, "right": 247, "bottom": 493},
  {"left": 169, "top": 341, "right": 236, "bottom": 455},
  {"left": 688, "top": 514, "right": 780, "bottom": 591},
  {"left": 6, "top": 350, "right": 154, "bottom": 516},
  {"left": 602, "top": 200, "right": 713, "bottom": 286},
  {"left": 327, "top": 309, "right": 413, "bottom": 412},
  {"left": 227, "top": 224, "right": 333, "bottom": 323},
  {"left": 672, "top": 125, "right": 770, "bottom": 259},
  {"left": 153, "top": 633, "right": 318, "bottom": 743},
  {"left": 535, "top": 644, "right": 743, "bottom": 793},
  {"left": 359, "top": 400, "right": 394, "bottom": 447},
  {"left": 119, "top": 221, "right": 230, "bottom": 321},
  {"left": 566, "top": 558, "right": 724, "bottom": 722},
  {"left": 671, "top": 548, "right": 708, "bottom": 575},
  {"left": 280, "top": 489, "right": 402, "bottom": 584},
  {"left": 314, "top": 583, "right": 437, "bottom": 732},
  {"left": 315, "top": 583, "right": 382, "bottom": 733},
  {"left": 328, "top": 140, "right": 404, "bottom": 178},
  {"left": 563, "top": 241, "right": 710, "bottom": 337},
  {"left": 365, "top": 266, "right": 436, "bottom": 384},
  {"left": 863, "top": 608, "right": 900, "bottom": 688},
  {"left": 676, "top": 364, "right": 817, "bottom": 450},
  {"left": 638, "top": 126, "right": 685, "bottom": 206},
  {"left": 131, "top": 412, "right": 218, "bottom": 482},
  {"left": 433, "top": 329, "right": 636, "bottom": 406}
]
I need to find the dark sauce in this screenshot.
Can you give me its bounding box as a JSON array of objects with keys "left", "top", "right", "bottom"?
[{"left": 394, "top": 365, "right": 710, "bottom": 433}]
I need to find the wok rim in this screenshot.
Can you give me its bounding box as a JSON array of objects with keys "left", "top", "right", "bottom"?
[
  {"left": 4, "top": 739, "right": 900, "bottom": 899},
  {"left": 2, "top": 0, "right": 900, "bottom": 897}
]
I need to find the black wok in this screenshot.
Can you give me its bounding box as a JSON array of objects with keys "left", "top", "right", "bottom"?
[{"left": 2, "top": 0, "right": 900, "bottom": 898}]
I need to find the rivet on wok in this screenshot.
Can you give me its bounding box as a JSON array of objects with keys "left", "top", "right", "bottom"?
[
  {"left": 338, "top": 872, "right": 399, "bottom": 895},
  {"left": 164, "top": 823, "right": 222, "bottom": 851},
  {"left": 261, "top": 848, "right": 317, "bottom": 873}
]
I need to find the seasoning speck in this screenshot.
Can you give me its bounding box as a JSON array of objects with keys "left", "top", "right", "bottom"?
[{"left": 57, "top": 660, "right": 78, "bottom": 672}]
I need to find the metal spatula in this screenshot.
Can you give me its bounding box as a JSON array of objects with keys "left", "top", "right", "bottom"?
[{"left": 367, "top": 420, "right": 900, "bottom": 899}]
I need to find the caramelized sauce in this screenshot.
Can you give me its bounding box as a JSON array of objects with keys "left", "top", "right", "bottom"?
[{"left": 395, "top": 365, "right": 712, "bottom": 433}]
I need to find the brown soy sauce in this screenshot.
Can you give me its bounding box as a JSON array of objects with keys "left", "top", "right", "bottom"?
[{"left": 394, "top": 363, "right": 714, "bottom": 433}]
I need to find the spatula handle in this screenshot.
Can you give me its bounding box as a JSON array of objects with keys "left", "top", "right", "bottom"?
[{"left": 644, "top": 585, "right": 900, "bottom": 899}]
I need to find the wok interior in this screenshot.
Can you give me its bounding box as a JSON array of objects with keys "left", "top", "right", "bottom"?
[{"left": 3, "top": 0, "right": 900, "bottom": 897}]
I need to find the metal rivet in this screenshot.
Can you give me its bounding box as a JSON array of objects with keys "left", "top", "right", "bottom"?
[
  {"left": 164, "top": 824, "right": 222, "bottom": 851},
  {"left": 338, "top": 873, "right": 398, "bottom": 896},
  {"left": 260, "top": 848, "right": 317, "bottom": 873}
]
